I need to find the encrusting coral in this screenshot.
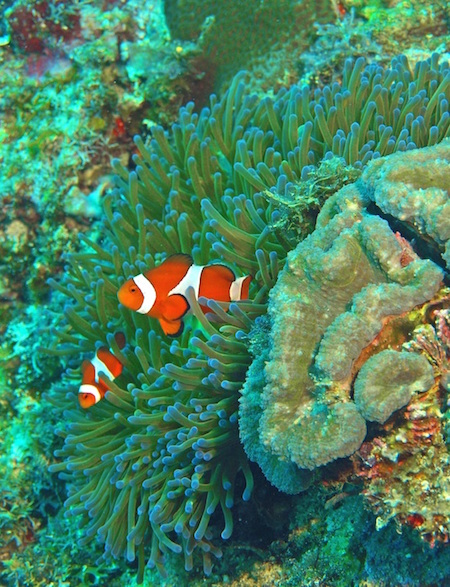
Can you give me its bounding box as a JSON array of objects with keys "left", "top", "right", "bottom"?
[
  {"left": 240, "top": 139, "right": 449, "bottom": 492},
  {"left": 48, "top": 54, "right": 449, "bottom": 579}
]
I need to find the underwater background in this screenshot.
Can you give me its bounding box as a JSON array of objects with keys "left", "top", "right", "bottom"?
[{"left": 0, "top": 0, "right": 449, "bottom": 586}]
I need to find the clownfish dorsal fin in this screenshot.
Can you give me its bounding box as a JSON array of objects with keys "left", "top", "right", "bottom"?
[
  {"left": 161, "top": 253, "right": 193, "bottom": 268},
  {"left": 81, "top": 359, "right": 91, "bottom": 375},
  {"left": 207, "top": 263, "right": 235, "bottom": 282},
  {"left": 162, "top": 293, "right": 189, "bottom": 320}
]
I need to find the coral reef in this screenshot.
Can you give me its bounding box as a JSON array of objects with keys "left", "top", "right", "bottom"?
[
  {"left": 0, "top": 0, "right": 211, "bottom": 306},
  {"left": 299, "top": 9, "right": 383, "bottom": 86},
  {"left": 240, "top": 139, "right": 449, "bottom": 490},
  {"left": 6, "top": 0, "right": 81, "bottom": 54},
  {"left": 345, "top": 0, "right": 450, "bottom": 57},
  {"left": 1, "top": 0, "right": 449, "bottom": 583},
  {"left": 163, "top": 0, "right": 450, "bottom": 97},
  {"left": 47, "top": 52, "right": 450, "bottom": 580},
  {"left": 0, "top": 296, "right": 69, "bottom": 576},
  {"left": 0, "top": 356, "right": 57, "bottom": 566},
  {"left": 1, "top": 507, "right": 127, "bottom": 587}
]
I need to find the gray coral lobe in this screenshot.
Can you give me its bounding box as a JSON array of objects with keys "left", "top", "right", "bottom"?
[{"left": 354, "top": 349, "right": 436, "bottom": 423}]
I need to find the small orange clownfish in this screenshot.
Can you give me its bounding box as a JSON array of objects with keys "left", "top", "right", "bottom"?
[
  {"left": 78, "top": 332, "right": 125, "bottom": 408},
  {"left": 117, "top": 254, "right": 252, "bottom": 336}
]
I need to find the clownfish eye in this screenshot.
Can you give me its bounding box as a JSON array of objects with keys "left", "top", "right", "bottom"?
[{"left": 130, "top": 286, "right": 137, "bottom": 293}]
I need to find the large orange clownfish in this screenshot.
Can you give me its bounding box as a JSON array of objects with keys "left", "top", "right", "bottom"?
[
  {"left": 78, "top": 332, "right": 125, "bottom": 408},
  {"left": 117, "top": 254, "right": 252, "bottom": 336}
]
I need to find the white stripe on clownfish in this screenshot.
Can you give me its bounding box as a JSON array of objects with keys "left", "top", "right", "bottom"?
[
  {"left": 229, "top": 275, "right": 248, "bottom": 301},
  {"left": 134, "top": 273, "right": 157, "bottom": 314},
  {"left": 168, "top": 264, "right": 205, "bottom": 300},
  {"left": 78, "top": 384, "right": 102, "bottom": 404},
  {"left": 90, "top": 351, "right": 115, "bottom": 382}
]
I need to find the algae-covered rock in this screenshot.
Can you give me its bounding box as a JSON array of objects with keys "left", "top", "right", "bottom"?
[
  {"left": 240, "top": 141, "right": 449, "bottom": 488},
  {"left": 353, "top": 349, "right": 435, "bottom": 423}
]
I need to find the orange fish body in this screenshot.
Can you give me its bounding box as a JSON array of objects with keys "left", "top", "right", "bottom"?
[
  {"left": 117, "top": 254, "right": 251, "bottom": 336},
  {"left": 78, "top": 333, "right": 125, "bottom": 408}
]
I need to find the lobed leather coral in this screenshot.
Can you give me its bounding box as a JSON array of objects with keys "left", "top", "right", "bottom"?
[
  {"left": 240, "top": 139, "right": 449, "bottom": 493},
  {"left": 49, "top": 54, "right": 449, "bottom": 578}
]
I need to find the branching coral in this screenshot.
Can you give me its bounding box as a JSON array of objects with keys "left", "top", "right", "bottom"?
[{"left": 49, "top": 54, "right": 449, "bottom": 579}]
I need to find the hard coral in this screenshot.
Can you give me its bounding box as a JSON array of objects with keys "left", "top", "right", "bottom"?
[{"left": 49, "top": 54, "right": 449, "bottom": 579}]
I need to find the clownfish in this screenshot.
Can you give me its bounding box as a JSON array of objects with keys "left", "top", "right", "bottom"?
[
  {"left": 117, "top": 254, "right": 252, "bottom": 336},
  {"left": 78, "top": 332, "right": 125, "bottom": 408}
]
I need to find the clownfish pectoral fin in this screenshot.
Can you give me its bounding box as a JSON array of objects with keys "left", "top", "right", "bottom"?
[
  {"left": 162, "top": 294, "right": 190, "bottom": 320},
  {"left": 159, "top": 317, "right": 184, "bottom": 337}
]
